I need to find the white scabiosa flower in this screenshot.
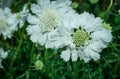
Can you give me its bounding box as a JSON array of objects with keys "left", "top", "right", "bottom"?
[
  {"left": 0, "top": 6, "right": 28, "bottom": 39},
  {"left": 48, "top": 12, "right": 112, "bottom": 62},
  {"left": 0, "top": 7, "right": 18, "bottom": 39},
  {"left": 0, "top": 48, "right": 8, "bottom": 68},
  {"left": 26, "top": 0, "right": 74, "bottom": 46}
]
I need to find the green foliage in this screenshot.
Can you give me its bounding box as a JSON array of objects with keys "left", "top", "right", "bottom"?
[{"left": 0, "top": 0, "right": 120, "bottom": 79}]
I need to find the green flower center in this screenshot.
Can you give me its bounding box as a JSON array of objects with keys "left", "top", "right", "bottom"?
[
  {"left": 40, "top": 9, "right": 60, "bottom": 32},
  {"left": 72, "top": 30, "right": 89, "bottom": 47}
]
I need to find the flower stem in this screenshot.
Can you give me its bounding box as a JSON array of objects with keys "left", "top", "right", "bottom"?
[
  {"left": 72, "top": 61, "right": 79, "bottom": 79},
  {"left": 105, "top": 0, "right": 113, "bottom": 14}
]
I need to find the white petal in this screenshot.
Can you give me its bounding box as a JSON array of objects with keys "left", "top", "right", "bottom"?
[
  {"left": 83, "top": 47, "right": 100, "bottom": 62},
  {"left": 71, "top": 50, "right": 78, "bottom": 61},
  {"left": 89, "top": 41, "right": 107, "bottom": 52},
  {"left": 1, "top": 52, "right": 8, "bottom": 59},
  {"left": 60, "top": 49, "right": 71, "bottom": 62},
  {"left": 48, "top": 36, "right": 71, "bottom": 49},
  {"left": 38, "top": 33, "right": 47, "bottom": 45},
  {"left": 78, "top": 50, "right": 90, "bottom": 63},
  {"left": 0, "top": 48, "right": 8, "bottom": 59},
  {"left": 30, "top": 33, "right": 40, "bottom": 42},
  {"left": 53, "top": 37, "right": 68, "bottom": 49},
  {"left": 45, "top": 41, "right": 54, "bottom": 49},
  {"left": 91, "top": 29, "right": 112, "bottom": 42},
  {"left": 7, "top": 18, "right": 15, "bottom": 25},
  {"left": 27, "top": 14, "right": 39, "bottom": 24},
  {"left": 4, "top": 7, "right": 11, "bottom": 14},
  {"left": 91, "top": 52, "right": 100, "bottom": 61},
  {"left": 37, "top": 0, "right": 50, "bottom": 8},
  {"left": 31, "top": 4, "right": 41, "bottom": 14},
  {"left": 79, "top": 12, "right": 103, "bottom": 32},
  {"left": 62, "top": 12, "right": 78, "bottom": 29},
  {"left": 26, "top": 25, "right": 41, "bottom": 35}
]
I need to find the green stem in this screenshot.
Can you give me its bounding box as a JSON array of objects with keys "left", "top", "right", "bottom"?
[
  {"left": 9, "top": 39, "right": 22, "bottom": 79},
  {"left": 44, "top": 49, "right": 48, "bottom": 64},
  {"left": 30, "top": 44, "right": 35, "bottom": 66},
  {"left": 44, "top": 49, "right": 51, "bottom": 77},
  {"left": 109, "top": 60, "right": 120, "bottom": 79},
  {"left": 9, "top": 59, "right": 14, "bottom": 79},
  {"left": 73, "top": 61, "right": 79, "bottom": 79},
  {"left": 105, "top": 0, "right": 113, "bottom": 14},
  {"left": 8, "top": 28, "right": 24, "bottom": 79}
]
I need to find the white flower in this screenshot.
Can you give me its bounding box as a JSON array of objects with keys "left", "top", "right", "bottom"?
[
  {"left": 26, "top": 0, "right": 74, "bottom": 46},
  {"left": 0, "top": 48, "right": 8, "bottom": 68},
  {"left": 0, "top": 5, "right": 28, "bottom": 39},
  {"left": 49, "top": 12, "right": 112, "bottom": 62},
  {"left": 0, "top": 7, "right": 18, "bottom": 39}
]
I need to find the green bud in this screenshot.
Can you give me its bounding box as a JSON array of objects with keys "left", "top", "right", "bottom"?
[
  {"left": 71, "top": 2, "right": 79, "bottom": 9},
  {"left": 35, "top": 60, "right": 44, "bottom": 70},
  {"left": 103, "top": 22, "right": 112, "bottom": 30}
]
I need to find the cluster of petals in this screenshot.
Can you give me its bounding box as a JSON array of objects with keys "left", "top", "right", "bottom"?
[{"left": 0, "top": 5, "right": 28, "bottom": 39}]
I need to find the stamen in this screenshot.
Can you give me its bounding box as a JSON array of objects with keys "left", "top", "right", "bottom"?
[
  {"left": 72, "top": 30, "right": 89, "bottom": 46},
  {"left": 40, "top": 10, "right": 60, "bottom": 32}
]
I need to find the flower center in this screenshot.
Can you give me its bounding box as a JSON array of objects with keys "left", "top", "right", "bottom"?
[
  {"left": 0, "top": 17, "right": 7, "bottom": 33},
  {"left": 40, "top": 9, "right": 60, "bottom": 32},
  {"left": 72, "top": 30, "right": 89, "bottom": 46}
]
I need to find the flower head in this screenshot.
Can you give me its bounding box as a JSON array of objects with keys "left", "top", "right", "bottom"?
[
  {"left": 0, "top": 7, "right": 17, "bottom": 39},
  {"left": 0, "top": 6, "right": 28, "bottom": 39},
  {"left": 26, "top": 0, "right": 74, "bottom": 46},
  {"left": 48, "top": 12, "right": 112, "bottom": 62}
]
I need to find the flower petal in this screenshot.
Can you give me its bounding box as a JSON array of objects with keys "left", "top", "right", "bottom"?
[
  {"left": 91, "top": 29, "right": 112, "bottom": 43},
  {"left": 71, "top": 50, "right": 78, "bottom": 61},
  {"left": 31, "top": 4, "right": 41, "bottom": 14},
  {"left": 38, "top": 33, "right": 47, "bottom": 45},
  {"left": 61, "top": 49, "right": 71, "bottom": 62},
  {"left": 27, "top": 14, "right": 39, "bottom": 24}
]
